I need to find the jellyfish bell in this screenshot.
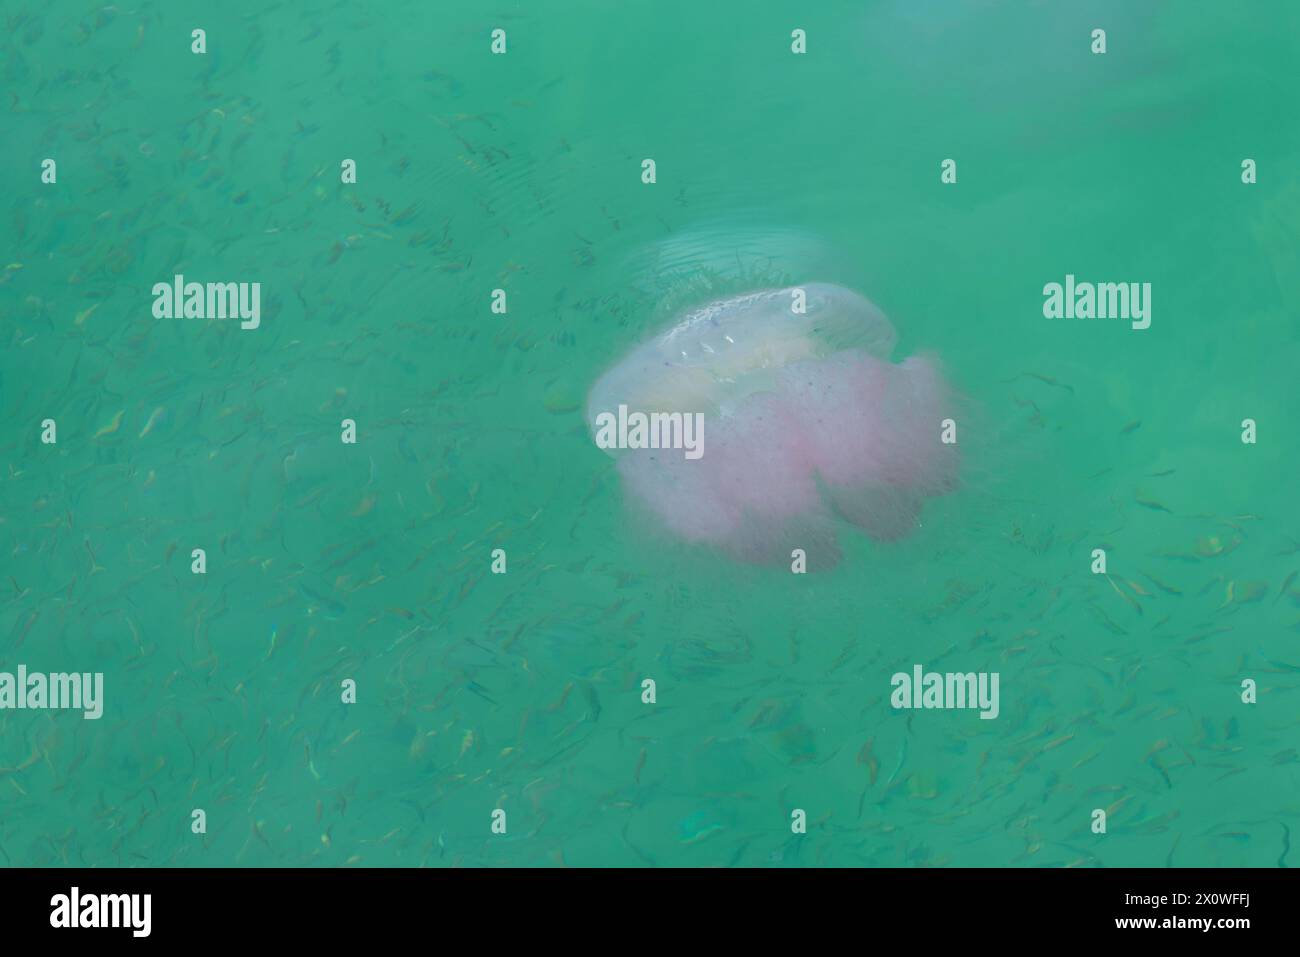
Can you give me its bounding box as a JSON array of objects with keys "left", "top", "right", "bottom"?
[
  {"left": 586, "top": 283, "right": 895, "bottom": 425},
  {"left": 587, "top": 279, "right": 961, "bottom": 567}
]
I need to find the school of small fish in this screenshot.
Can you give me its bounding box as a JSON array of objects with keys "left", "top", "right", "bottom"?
[{"left": 1, "top": 4, "right": 1297, "bottom": 871}]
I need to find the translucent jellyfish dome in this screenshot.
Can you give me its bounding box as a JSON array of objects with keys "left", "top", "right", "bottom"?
[{"left": 587, "top": 260, "right": 960, "bottom": 566}]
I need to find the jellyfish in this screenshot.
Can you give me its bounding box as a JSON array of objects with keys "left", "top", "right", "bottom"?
[{"left": 586, "top": 282, "right": 959, "bottom": 566}]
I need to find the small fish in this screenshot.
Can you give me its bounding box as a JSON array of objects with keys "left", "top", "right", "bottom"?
[
  {"left": 908, "top": 772, "right": 939, "bottom": 799},
  {"left": 547, "top": 682, "right": 574, "bottom": 712},
  {"left": 858, "top": 738, "right": 879, "bottom": 785},
  {"left": 1004, "top": 372, "right": 1074, "bottom": 393},
  {"left": 1090, "top": 602, "right": 1129, "bottom": 635},
  {"left": 1029, "top": 373, "right": 1074, "bottom": 392},
  {"left": 1135, "top": 494, "right": 1172, "bottom": 513},
  {"left": 297, "top": 582, "right": 345, "bottom": 619},
  {"left": 1219, "top": 580, "right": 1267, "bottom": 609},
  {"left": 581, "top": 682, "right": 601, "bottom": 721},
  {"left": 1073, "top": 746, "right": 1103, "bottom": 769},
  {"left": 138, "top": 406, "right": 166, "bottom": 437},
  {"left": 1105, "top": 794, "right": 1134, "bottom": 817},
  {"left": 465, "top": 681, "right": 498, "bottom": 707},
  {"left": 93, "top": 409, "right": 124, "bottom": 438},
  {"left": 11, "top": 610, "right": 39, "bottom": 649},
  {"left": 884, "top": 738, "right": 908, "bottom": 790},
  {"left": 1106, "top": 575, "right": 1143, "bottom": 615},
  {"left": 1275, "top": 570, "right": 1297, "bottom": 603},
  {"left": 1144, "top": 739, "right": 1170, "bottom": 759},
  {"left": 1195, "top": 535, "right": 1240, "bottom": 558},
  {"left": 1120, "top": 420, "right": 1142, "bottom": 434},
  {"left": 1148, "top": 755, "right": 1172, "bottom": 788},
  {"left": 678, "top": 809, "right": 724, "bottom": 845},
  {"left": 1140, "top": 570, "right": 1182, "bottom": 596},
  {"left": 83, "top": 538, "right": 104, "bottom": 574}
]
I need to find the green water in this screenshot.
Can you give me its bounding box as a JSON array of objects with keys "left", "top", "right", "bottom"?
[{"left": 2, "top": 1, "right": 1299, "bottom": 868}]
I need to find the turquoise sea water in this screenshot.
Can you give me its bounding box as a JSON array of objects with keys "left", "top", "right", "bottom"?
[{"left": 2, "top": 1, "right": 1299, "bottom": 867}]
